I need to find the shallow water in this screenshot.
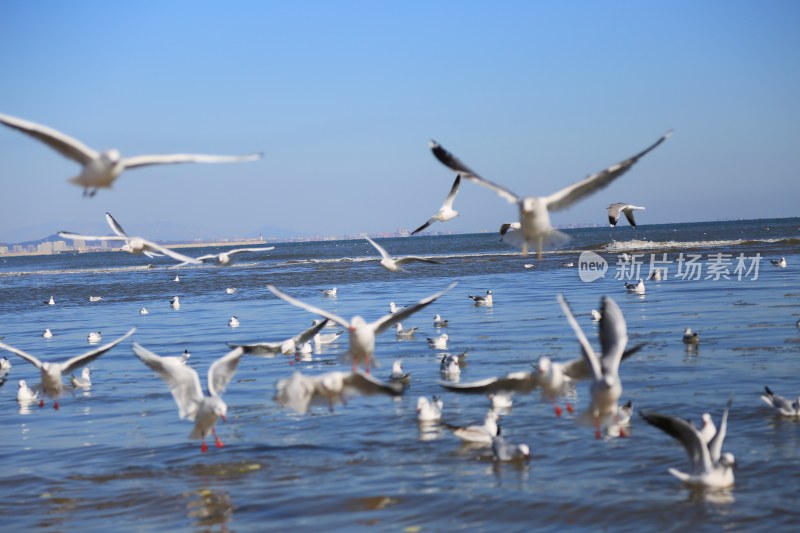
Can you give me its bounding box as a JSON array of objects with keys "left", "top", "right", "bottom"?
[{"left": 0, "top": 218, "right": 799, "bottom": 531}]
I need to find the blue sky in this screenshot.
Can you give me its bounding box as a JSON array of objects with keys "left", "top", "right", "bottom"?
[{"left": 1, "top": 0, "right": 798, "bottom": 242}]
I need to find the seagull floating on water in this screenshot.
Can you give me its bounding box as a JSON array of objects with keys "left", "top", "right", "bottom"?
[
  {"left": 0, "top": 328, "right": 135, "bottom": 409},
  {"left": 170, "top": 296, "right": 180, "bottom": 310},
  {"left": 320, "top": 287, "right": 337, "bottom": 297},
  {"left": 225, "top": 287, "right": 237, "bottom": 294},
  {"left": 0, "top": 356, "right": 11, "bottom": 370},
  {"left": 770, "top": 257, "right": 787, "bottom": 268},
  {"left": 87, "top": 331, "right": 102, "bottom": 344},
  {"left": 89, "top": 296, "right": 103, "bottom": 302},
  {"left": 42, "top": 328, "right": 53, "bottom": 339},
  {"left": 624, "top": 279, "right": 645, "bottom": 294},
  {"left": 139, "top": 307, "right": 149, "bottom": 315},
  {"left": 45, "top": 296, "right": 55, "bottom": 306},
  {"left": 417, "top": 396, "right": 443, "bottom": 422},
  {"left": 70, "top": 367, "right": 92, "bottom": 388},
  {"left": 0, "top": 112, "right": 262, "bottom": 196},
  {"left": 683, "top": 327, "right": 700, "bottom": 345},
  {"left": 173, "top": 275, "right": 180, "bottom": 282},
  {"left": 266, "top": 282, "right": 456, "bottom": 373},
  {"left": 430, "top": 133, "right": 670, "bottom": 258},
  {"left": 411, "top": 174, "right": 462, "bottom": 235},
  {"left": 394, "top": 323, "right": 418, "bottom": 339},
  {"left": 761, "top": 386, "right": 800, "bottom": 417},
  {"left": 448, "top": 410, "right": 500, "bottom": 445},
  {"left": 608, "top": 203, "right": 645, "bottom": 228},
  {"left": 133, "top": 342, "right": 244, "bottom": 453},
  {"left": 228, "top": 316, "right": 240, "bottom": 328},
  {"left": 492, "top": 436, "right": 530, "bottom": 462},
  {"left": 440, "top": 353, "right": 461, "bottom": 376},
  {"left": 433, "top": 314, "right": 449, "bottom": 328},
  {"left": 468, "top": 290, "right": 493, "bottom": 306},
  {"left": 17, "top": 379, "right": 38, "bottom": 403},
  {"left": 314, "top": 328, "right": 344, "bottom": 349},
  {"left": 428, "top": 333, "right": 449, "bottom": 350},
  {"left": 364, "top": 236, "right": 442, "bottom": 272},
  {"left": 389, "top": 360, "right": 411, "bottom": 386}
]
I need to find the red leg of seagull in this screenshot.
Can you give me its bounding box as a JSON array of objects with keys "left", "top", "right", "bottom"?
[
  {"left": 553, "top": 404, "right": 563, "bottom": 417},
  {"left": 53, "top": 401, "right": 59, "bottom": 410},
  {"left": 594, "top": 416, "right": 602, "bottom": 440},
  {"left": 39, "top": 399, "right": 44, "bottom": 408},
  {"left": 566, "top": 403, "right": 575, "bottom": 415},
  {"left": 201, "top": 440, "right": 208, "bottom": 453},
  {"left": 213, "top": 428, "right": 224, "bottom": 448}
]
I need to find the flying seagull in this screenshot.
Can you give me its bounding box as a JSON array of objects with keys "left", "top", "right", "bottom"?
[
  {"left": 411, "top": 174, "right": 462, "bottom": 235},
  {"left": 228, "top": 319, "right": 330, "bottom": 357},
  {"left": 275, "top": 370, "right": 404, "bottom": 414},
  {"left": 0, "top": 112, "right": 262, "bottom": 196},
  {"left": 364, "top": 236, "right": 443, "bottom": 272},
  {"left": 608, "top": 203, "right": 646, "bottom": 228},
  {"left": 174, "top": 246, "right": 276, "bottom": 268},
  {"left": 430, "top": 132, "right": 671, "bottom": 258}
]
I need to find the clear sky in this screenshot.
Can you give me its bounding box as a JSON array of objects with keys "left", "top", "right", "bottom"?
[{"left": 1, "top": 0, "right": 798, "bottom": 242}]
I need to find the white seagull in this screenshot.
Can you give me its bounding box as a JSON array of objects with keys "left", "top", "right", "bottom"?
[
  {"left": 640, "top": 398, "right": 736, "bottom": 488},
  {"left": 229, "top": 319, "right": 330, "bottom": 357},
  {"left": 433, "top": 314, "right": 449, "bottom": 328},
  {"left": 648, "top": 269, "right": 663, "bottom": 281},
  {"left": 430, "top": 133, "right": 671, "bottom": 258},
  {"left": 0, "top": 112, "right": 262, "bottom": 196},
  {"left": 59, "top": 213, "right": 201, "bottom": 265},
  {"left": 770, "top": 257, "right": 787, "bottom": 268},
  {"left": 558, "top": 294, "right": 628, "bottom": 438},
  {"left": 683, "top": 327, "right": 700, "bottom": 345},
  {"left": 0, "top": 328, "right": 135, "bottom": 409},
  {"left": 17, "top": 379, "right": 39, "bottom": 403},
  {"left": 267, "top": 282, "right": 457, "bottom": 373},
  {"left": 170, "top": 296, "right": 181, "bottom": 310},
  {"left": 89, "top": 296, "right": 103, "bottom": 302},
  {"left": 411, "top": 174, "right": 462, "bottom": 235},
  {"left": 607, "top": 203, "right": 646, "bottom": 228},
  {"left": 70, "top": 367, "right": 92, "bottom": 388},
  {"left": 173, "top": 275, "right": 180, "bottom": 282},
  {"left": 314, "top": 328, "right": 344, "bottom": 349},
  {"left": 468, "top": 290, "right": 493, "bottom": 306},
  {"left": 42, "top": 328, "right": 54, "bottom": 339},
  {"left": 228, "top": 316, "right": 240, "bottom": 328},
  {"left": 139, "top": 307, "right": 149, "bottom": 315},
  {"left": 45, "top": 296, "right": 55, "bottom": 306},
  {"left": 275, "top": 370, "right": 404, "bottom": 414},
  {"left": 492, "top": 436, "right": 531, "bottom": 462},
  {"left": 395, "top": 323, "right": 418, "bottom": 339},
  {"left": 624, "top": 279, "right": 646, "bottom": 294},
  {"left": 448, "top": 410, "right": 500, "bottom": 444},
  {"left": 364, "top": 236, "right": 443, "bottom": 272},
  {"left": 699, "top": 413, "right": 717, "bottom": 444},
  {"left": 133, "top": 342, "right": 244, "bottom": 452},
  {"left": 428, "top": 333, "right": 449, "bottom": 350},
  {"left": 0, "top": 356, "right": 10, "bottom": 370},
  {"left": 389, "top": 360, "right": 411, "bottom": 385},
  {"left": 320, "top": 287, "right": 338, "bottom": 297},
  {"left": 176, "top": 246, "right": 276, "bottom": 268},
  {"left": 225, "top": 287, "right": 237, "bottom": 294},
  {"left": 440, "top": 353, "right": 461, "bottom": 375},
  {"left": 417, "top": 396, "right": 443, "bottom": 422},
  {"left": 761, "top": 386, "right": 800, "bottom": 417},
  {"left": 87, "top": 331, "right": 102, "bottom": 344}
]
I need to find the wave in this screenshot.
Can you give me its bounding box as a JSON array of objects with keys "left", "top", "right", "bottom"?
[
  {"left": 601, "top": 237, "right": 799, "bottom": 253},
  {"left": 0, "top": 264, "right": 160, "bottom": 277}
]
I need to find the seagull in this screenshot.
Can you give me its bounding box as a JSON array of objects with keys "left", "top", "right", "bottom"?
[
  {"left": 17, "top": 379, "right": 38, "bottom": 403},
  {"left": 266, "top": 282, "right": 457, "bottom": 373},
  {"left": 170, "top": 296, "right": 181, "bottom": 310},
  {"left": 761, "top": 386, "right": 800, "bottom": 417},
  {"left": 364, "top": 236, "right": 443, "bottom": 272},
  {"left": 45, "top": 296, "right": 55, "bottom": 305},
  {"left": 699, "top": 413, "right": 717, "bottom": 444},
  {"left": 433, "top": 314, "right": 449, "bottom": 328},
  {"left": 139, "top": 307, "right": 149, "bottom": 315},
  {"left": 274, "top": 370, "right": 404, "bottom": 414},
  {"left": 89, "top": 296, "right": 103, "bottom": 302},
  {"left": 87, "top": 331, "right": 102, "bottom": 343},
  {"left": 0, "top": 112, "right": 262, "bottom": 196},
  {"left": 492, "top": 436, "right": 530, "bottom": 462},
  {"left": 0, "top": 356, "right": 11, "bottom": 370},
  {"left": 320, "top": 288, "right": 338, "bottom": 297},
  {"left": 624, "top": 279, "right": 645, "bottom": 294},
  {"left": 591, "top": 309, "right": 602, "bottom": 322},
  {"left": 417, "top": 396, "right": 443, "bottom": 422},
  {"left": 440, "top": 353, "right": 461, "bottom": 375},
  {"left": 448, "top": 410, "right": 500, "bottom": 444},
  {"left": 411, "top": 174, "right": 462, "bottom": 234},
  {"left": 229, "top": 319, "right": 329, "bottom": 357},
  {"left": 133, "top": 342, "right": 244, "bottom": 452},
  {"left": 606, "top": 400, "right": 634, "bottom": 438},
  {"left": 388, "top": 302, "right": 406, "bottom": 314},
  {"left": 489, "top": 392, "right": 514, "bottom": 410},
  {"left": 683, "top": 327, "right": 700, "bottom": 345},
  {"left": 558, "top": 294, "right": 628, "bottom": 438},
  {"left": 0, "top": 328, "right": 135, "bottom": 409},
  {"left": 648, "top": 269, "right": 663, "bottom": 281},
  {"left": 225, "top": 287, "right": 237, "bottom": 294},
  {"left": 173, "top": 275, "right": 180, "bottom": 282},
  {"left": 523, "top": 263, "right": 535, "bottom": 269},
  {"left": 42, "top": 328, "right": 53, "bottom": 339},
  {"left": 608, "top": 203, "right": 646, "bottom": 228},
  {"left": 770, "top": 257, "right": 787, "bottom": 268},
  {"left": 176, "top": 246, "right": 276, "bottom": 268},
  {"left": 228, "top": 316, "right": 240, "bottom": 328},
  {"left": 295, "top": 341, "right": 312, "bottom": 357},
  {"left": 389, "top": 360, "right": 411, "bottom": 385},
  {"left": 499, "top": 222, "right": 521, "bottom": 241},
  {"left": 468, "top": 290, "right": 493, "bottom": 306},
  {"left": 430, "top": 133, "right": 671, "bottom": 258},
  {"left": 428, "top": 333, "right": 449, "bottom": 350},
  {"left": 70, "top": 367, "right": 92, "bottom": 388},
  {"left": 59, "top": 213, "right": 201, "bottom": 265},
  {"left": 394, "top": 323, "right": 418, "bottom": 339},
  {"left": 313, "top": 328, "right": 344, "bottom": 349},
  {"left": 640, "top": 398, "right": 736, "bottom": 488}
]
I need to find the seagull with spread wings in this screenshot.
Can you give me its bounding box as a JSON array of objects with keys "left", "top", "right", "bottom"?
[
  {"left": 607, "top": 203, "right": 646, "bottom": 228},
  {"left": 411, "top": 174, "right": 462, "bottom": 235},
  {"left": 430, "top": 132, "right": 670, "bottom": 258},
  {"left": 364, "top": 236, "right": 443, "bottom": 272},
  {"left": 228, "top": 319, "right": 330, "bottom": 357},
  {"left": 0, "top": 112, "right": 262, "bottom": 196}
]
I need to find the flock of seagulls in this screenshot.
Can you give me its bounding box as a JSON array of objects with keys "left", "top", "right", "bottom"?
[{"left": 0, "top": 114, "right": 795, "bottom": 490}]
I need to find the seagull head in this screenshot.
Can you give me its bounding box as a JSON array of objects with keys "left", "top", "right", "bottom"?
[
  {"left": 518, "top": 443, "right": 531, "bottom": 459},
  {"left": 416, "top": 397, "right": 430, "bottom": 413},
  {"left": 537, "top": 356, "right": 552, "bottom": 374},
  {"left": 212, "top": 398, "right": 228, "bottom": 421},
  {"left": 102, "top": 149, "right": 122, "bottom": 165},
  {"left": 349, "top": 316, "right": 367, "bottom": 332}
]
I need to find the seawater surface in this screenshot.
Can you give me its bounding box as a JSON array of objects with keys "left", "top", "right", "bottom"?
[{"left": 0, "top": 218, "right": 799, "bottom": 531}]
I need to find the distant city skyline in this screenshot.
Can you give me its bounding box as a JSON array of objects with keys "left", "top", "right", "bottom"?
[{"left": 1, "top": 1, "right": 798, "bottom": 244}]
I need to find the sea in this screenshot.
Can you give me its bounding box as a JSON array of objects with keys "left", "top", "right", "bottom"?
[{"left": 0, "top": 217, "right": 798, "bottom": 532}]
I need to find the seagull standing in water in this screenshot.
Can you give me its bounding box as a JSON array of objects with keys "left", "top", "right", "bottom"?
[
  {"left": 607, "top": 203, "right": 646, "bottom": 228},
  {"left": 133, "top": 342, "right": 245, "bottom": 452},
  {"left": 0, "top": 328, "right": 135, "bottom": 409},
  {"left": 364, "top": 236, "right": 443, "bottom": 272},
  {"left": 0, "top": 112, "right": 262, "bottom": 196},
  {"left": 267, "top": 282, "right": 456, "bottom": 373},
  {"left": 411, "top": 174, "right": 462, "bottom": 235},
  {"left": 430, "top": 133, "right": 671, "bottom": 258}
]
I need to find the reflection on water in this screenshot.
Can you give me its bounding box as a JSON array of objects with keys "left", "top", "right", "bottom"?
[{"left": 186, "top": 487, "right": 234, "bottom": 529}]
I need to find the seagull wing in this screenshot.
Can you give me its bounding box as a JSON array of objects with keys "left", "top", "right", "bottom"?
[
  {"left": 224, "top": 247, "right": 276, "bottom": 256},
  {"left": 708, "top": 396, "right": 733, "bottom": 463},
  {"left": 545, "top": 132, "right": 671, "bottom": 212},
  {"left": 344, "top": 371, "right": 405, "bottom": 396},
  {"left": 394, "top": 256, "right": 443, "bottom": 265},
  {"left": 267, "top": 285, "right": 351, "bottom": 328},
  {"left": 640, "top": 411, "right": 712, "bottom": 475},
  {"left": 140, "top": 239, "right": 203, "bottom": 264},
  {"left": 440, "top": 371, "right": 540, "bottom": 394},
  {"left": 364, "top": 236, "right": 393, "bottom": 261},
  {"left": 227, "top": 341, "right": 282, "bottom": 356},
  {"left": 607, "top": 203, "right": 624, "bottom": 226},
  {"left": 411, "top": 218, "right": 436, "bottom": 235},
  {"left": 61, "top": 327, "right": 136, "bottom": 374},
  {"left": 132, "top": 341, "right": 203, "bottom": 420},
  {"left": 499, "top": 222, "right": 520, "bottom": 237},
  {"left": 557, "top": 294, "right": 602, "bottom": 381},
  {"left": 371, "top": 281, "right": 458, "bottom": 335},
  {"left": 429, "top": 140, "right": 519, "bottom": 204},
  {"left": 597, "top": 296, "right": 628, "bottom": 377},
  {"left": 58, "top": 232, "right": 128, "bottom": 242},
  {"left": 293, "top": 319, "right": 330, "bottom": 345},
  {"left": 207, "top": 347, "right": 244, "bottom": 397},
  {"left": 121, "top": 152, "right": 262, "bottom": 170},
  {"left": 622, "top": 207, "right": 643, "bottom": 228},
  {"left": 105, "top": 212, "right": 129, "bottom": 237},
  {"left": 441, "top": 174, "right": 462, "bottom": 209},
  {"left": 0, "top": 340, "right": 44, "bottom": 369},
  {"left": 0, "top": 112, "right": 98, "bottom": 164},
  {"left": 275, "top": 372, "right": 317, "bottom": 414}
]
